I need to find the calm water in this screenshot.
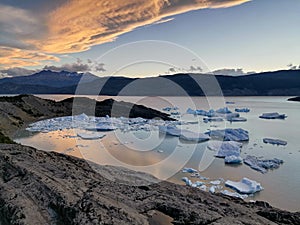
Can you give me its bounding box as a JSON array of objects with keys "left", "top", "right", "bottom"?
[{"left": 14, "top": 95, "right": 300, "bottom": 211}]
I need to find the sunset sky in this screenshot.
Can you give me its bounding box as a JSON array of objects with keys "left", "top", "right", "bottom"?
[{"left": 0, "top": 0, "right": 299, "bottom": 77}]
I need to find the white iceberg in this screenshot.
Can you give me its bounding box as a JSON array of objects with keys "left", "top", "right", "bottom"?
[
  {"left": 159, "top": 125, "right": 181, "bottom": 136},
  {"left": 209, "top": 186, "right": 216, "bottom": 193},
  {"left": 235, "top": 108, "right": 250, "bottom": 113},
  {"left": 224, "top": 155, "right": 243, "bottom": 164},
  {"left": 206, "top": 128, "right": 249, "bottom": 141},
  {"left": 77, "top": 132, "right": 106, "bottom": 140},
  {"left": 191, "top": 181, "right": 205, "bottom": 188},
  {"left": 210, "top": 180, "right": 221, "bottom": 185},
  {"left": 263, "top": 138, "right": 287, "bottom": 146},
  {"left": 225, "top": 177, "right": 263, "bottom": 194},
  {"left": 179, "top": 130, "right": 210, "bottom": 143},
  {"left": 86, "top": 122, "right": 116, "bottom": 131},
  {"left": 221, "top": 190, "right": 248, "bottom": 199},
  {"left": 203, "top": 117, "right": 224, "bottom": 123},
  {"left": 208, "top": 141, "right": 242, "bottom": 158},
  {"left": 216, "top": 107, "right": 232, "bottom": 114},
  {"left": 181, "top": 177, "right": 192, "bottom": 186},
  {"left": 244, "top": 155, "right": 284, "bottom": 173},
  {"left": 259, "top": 112, "right": 287, "bottom": 119},
  {"left": 227, "top": 117, "right": 247, "bottom": 122},
  {"left": 182, "top": 167, "right": 198, "bottom": 173}
]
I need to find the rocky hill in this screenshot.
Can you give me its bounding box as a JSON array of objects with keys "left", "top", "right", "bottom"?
[{"left": 0, "top": 143, "right": 299, "bottom": 225}]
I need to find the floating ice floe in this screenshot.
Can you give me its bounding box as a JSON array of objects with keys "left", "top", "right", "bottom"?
[
  {"left": 77, "top": 132, "right": 106, "bottom": 140},
  {"left": 235, "top": 108, "right": 250, "bottom": 113},
  {"left": 226, "top": 101, "right": 235, "bottom": 105},
  {"left": 244, "top": 155, "right": 284, "bottom": 173},
  {"left": 181, "top": 177, "right": 193, "bottom": 186},
  {"left": 208, "top": 141, "right": 242, "bottom": 158},
  {"left": 206, "top": 128, "right": 249, "bottom": 142},
  {"left": 216, "top": 107, "right": 232, "bottom": 114},
  {"left": 163, "top": 107, "right": 179, "bottom": 111},
  {"left": 221, "top": 190, "right": 248, "bottom": 199},
  {"left": 224, "top": 155, "right": 243, "bottom": 164},
  {"left": 225, "top": 177, "right": 263, "bottom": 194},
  {"left": 263, "top": 138, "right": 287, "bottom": 146},
  {"left": 86, "top": 122, "right": 116, "bottom": 131},
  {"left": 179, "top": 130, "right": 210, "bottom": 143},
  {"left": 259, "top": 112, "right": 287, "bottom": 119},
  {"left": 210, "top": 180, "right": 222, "bottom": 185},
  {"left": 159, "top": 125, "right": 181, "bottom": 136},
  {"left": 182, "top": 167, "right": 198, "bottom": 173},
  {"left": 227, "top": 117, "right": 247, "bottom": 122},
  {"left": 203, "top": 117, "right": 224, "bottom": 123},
  {"left": 209, "top": 186, "right": 216, "bottom": 193},
  {"left": 159, "top": 126, "right": 210, "bottom": 142}
]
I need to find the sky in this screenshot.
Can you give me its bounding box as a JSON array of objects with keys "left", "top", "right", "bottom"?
[{"left": 0, "top": 0, "right": 299, "bottom": 77}]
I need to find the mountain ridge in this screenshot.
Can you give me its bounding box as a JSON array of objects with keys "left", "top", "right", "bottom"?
[{"left": 0, "top": 69, "right": 299, "bottom": 96}]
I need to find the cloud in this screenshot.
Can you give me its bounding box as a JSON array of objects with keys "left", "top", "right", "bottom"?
[
  {"left": 0, "top": 47, "right": 59, "bottom": 68},
  {"left": 212, "top": 68, "right": 255, "bottom": 76},
  {"left": 0, "top": 67, "right": 38, "bottom": 78},
  {"left": 0, "top": 0, "right": 250, "bottom": 68},
  {"left": 43, "top": 59, "right": 106, "bottom": 73}
]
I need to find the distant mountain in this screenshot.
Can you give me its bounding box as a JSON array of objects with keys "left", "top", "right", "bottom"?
[
  {"left": 0, "top": 70, "right": 98, "bottom": 88},
  {"left": 0, "top": 69, "right": 299, "bottom": 96}
]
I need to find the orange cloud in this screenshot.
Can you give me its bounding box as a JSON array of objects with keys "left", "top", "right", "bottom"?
[
  {"left": 34, "top": 0, "right": 250, "bottom": 54},
  {"left": 1, "top": 0, "right": 250, "bottom": 68},
  {"left": 0, "top": 47, "right": 59, "bottom": 68}
]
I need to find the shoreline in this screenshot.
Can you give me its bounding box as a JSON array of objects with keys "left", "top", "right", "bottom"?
[{"left": 0, "top": 143, "right": 299, "bottom": 224}]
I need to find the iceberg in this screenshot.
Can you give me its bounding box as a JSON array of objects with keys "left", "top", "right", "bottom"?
[
  {"left": 224, "top": 155, "right": 243, "bottom": 164},
  {"left": 181, "top": 177, "right": 192, "bottom": 186},
  {"left": 225, "top": 177, "right": 263, "bottom": 194},
  {"left": 77, "top": 132, "right": 106, "bottom": 140},
  {"left": 86, "top": 122, "right": 116, "bottom": 131},
  {"left": 159, "top": 125, "right": 181, "bottom": 137},
  {"left": 206, "top": 128, "right": 249, "bottom": 141},
  {"left": 263, "top": 138, "right": 287, "bottom": 146},
  {"left": 203, "top": 117, "right": 224, "bottom": 123},
  {"left": 208, "top": 141, "right": 242, "bottom": 158},
  {"left": 191, "top": 181, "right": 205, "bottom": 188},
  {"left": 216, "top": 107, "right": 232, "bottom": 114},
  {"left": 210, "top": 180, "right": 221, "bottom": 185},
  {"left": 221, "top": 190, "right": 248, "bottom": 199},
  {"left": 235, "top": 108, "right": 250, "bottom": 113},
  {"left": 259, "top": 112, "right": 287, "bottom": 119},
  {"left": 179, "top": 130, "right": 210, "bottom": 143},
  {"left": 244, "top": 155, "right": 284, "bottom": 173},
  {"left": 182, "top": 167, "right": 198, "bottom": 173},
  {"left": 227, "top": 117, "right": 247, "bottom": 122},
  {"left": 209, "top": 186, "right": 216, "bottom": 193}
]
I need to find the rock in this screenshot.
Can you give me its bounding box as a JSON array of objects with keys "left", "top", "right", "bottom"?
[{"left": 0, "top": 144, "right": 298, "bottom": 225}]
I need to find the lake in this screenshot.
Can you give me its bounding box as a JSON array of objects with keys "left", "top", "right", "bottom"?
[{"left": 14, "top": 95, "right": 300, "bottom": 211}]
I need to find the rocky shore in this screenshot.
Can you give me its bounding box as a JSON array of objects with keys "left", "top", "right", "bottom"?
[
  {"left": 0, "top": 143, "right": 299, "bottom": 225},
  {"left": 0, "top": 95, "right": 299, "bottom": 224},
  {"left": 288, "top": 96, "right": 300, "bottom": 102}
]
